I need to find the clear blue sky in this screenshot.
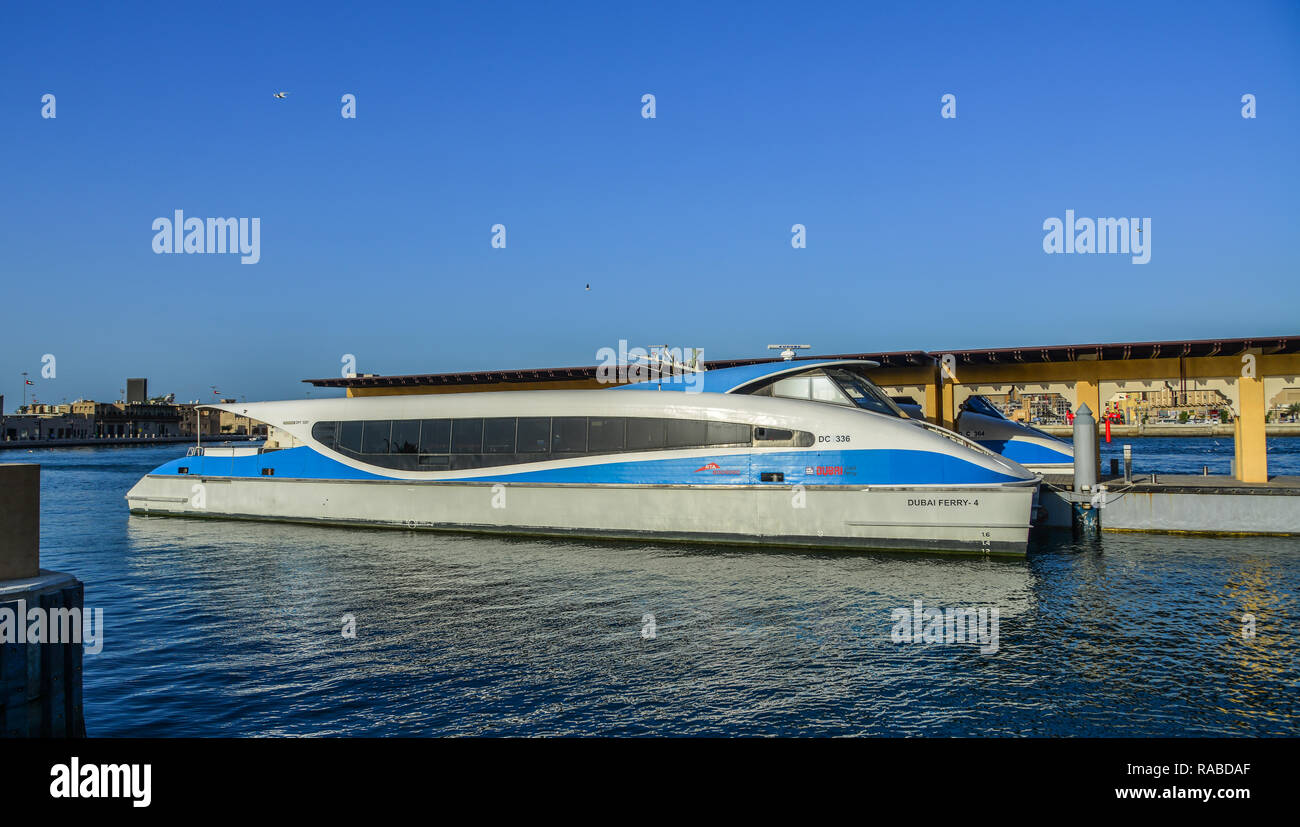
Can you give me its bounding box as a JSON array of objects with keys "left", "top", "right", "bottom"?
[{"left": 2, "top": 0, "right": 1297, "bottom": 405}]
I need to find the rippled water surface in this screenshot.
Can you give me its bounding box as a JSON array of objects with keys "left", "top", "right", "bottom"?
[
  {"left": 6, "top": 444, "right": 1299, "bottom": 736},
  {"left": 1101, "top": 436, "right": 1300, "bottom": 476}
]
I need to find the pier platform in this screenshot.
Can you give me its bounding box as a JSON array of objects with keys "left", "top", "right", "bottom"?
[{"left": 1039, "top": 473, "right": 1300, "bottom": 535}]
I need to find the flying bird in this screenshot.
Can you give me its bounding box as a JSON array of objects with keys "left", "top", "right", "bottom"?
[
  {"left": 273, "top": 92, "right": 289, "bottom": 99},
  {"left": 585, "top": 283, "right": 590, "bottom": 291}
]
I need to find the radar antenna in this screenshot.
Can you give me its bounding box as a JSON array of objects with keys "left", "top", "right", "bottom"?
[{"left": 767, "top": 344, "right": 811, "bottom": 362}]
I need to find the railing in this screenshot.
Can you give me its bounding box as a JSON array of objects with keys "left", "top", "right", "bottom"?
[{"left": 184, "top": 444, "right": 265, "bottom": 458}]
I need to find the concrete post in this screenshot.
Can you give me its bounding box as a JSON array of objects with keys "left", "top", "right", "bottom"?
[
  {"left": 0, "top": 465, "right": 86, "bottom": 737},
  {"left": 0, "top": 465, "right": 40, "bottom": 580}
]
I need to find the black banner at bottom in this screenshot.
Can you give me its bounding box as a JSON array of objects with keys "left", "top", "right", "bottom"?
[{"left": 0, "top": 737, "right": 1285, "bottom": 814}]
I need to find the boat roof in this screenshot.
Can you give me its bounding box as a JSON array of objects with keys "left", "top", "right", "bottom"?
[
  {"left": 612, "top": 358, "right": 879, "bottom": 394},
  {"left": 199, "top": 388, "right": 890, "bottom": 432}
]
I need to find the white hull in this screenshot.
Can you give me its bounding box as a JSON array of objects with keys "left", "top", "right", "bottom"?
[{"left": 127, "top": 474, "right": 1037, "bottom": 555}]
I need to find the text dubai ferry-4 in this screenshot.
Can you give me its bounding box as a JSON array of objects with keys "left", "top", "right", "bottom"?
[{"left": 126, "top": 362, "right": 1042, "bottom": 555}]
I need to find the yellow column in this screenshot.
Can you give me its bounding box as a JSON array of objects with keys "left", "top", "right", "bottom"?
[
  {"left": 1074, "top": 377, "right": 1100, "bottom": 420},
  {"left": 939, "top": 379, "right": 956, "bottom": 430},
  {"left": 1074, "top": 369, "right": 1101, "bottom": 481},
  {"left": 922, "top": 380, "right": 940, "bottom": 425},
  {"left": 1233, "top": 417, "right": 1243, "bottom": 479},
  {"left": 1236, "top": 352, "right": 1268, "bottom": 483}
]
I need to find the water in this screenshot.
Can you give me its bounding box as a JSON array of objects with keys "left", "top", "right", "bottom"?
[
  {"left": 1099, "top": 436, "right": 1300, "bottom": 476},
  {"left": 5, "top": 442, "right": 1298, "bottom": 736}
]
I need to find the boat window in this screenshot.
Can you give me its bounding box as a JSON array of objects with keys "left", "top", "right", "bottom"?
[
  {"left": 419, "top": 419, "right": 451, "bottom": 453},
  {"left": 338, "top": 420, "right": 363, "bottom": 453},
  {"left": 739, "top": 367, "right": 903, "bottom": 417},
  {"left": 665, "top": 419, "right": 708, "bottom": 448},
  {"left": 707, "top": 421, "right": 752, "bottom": 445},
  {"left": 552, "top": 417, "right": 587, "bottom": 453},
  {"left": 516, "top": 417, "right": 550, "bottom": 453},
  {"left": 483, "top": 418, "right": 516, "bottom": 453},
  {"left": 312, "top": 421, "right": 337, "bottom": 447},
  {"left": 588, "top": 417, "right": 626, "bottom": 452},
  {"left": 752, "top": 427, "right": 815, "bottom": 447},
  {"left": 626, "top": 417, "right": 666, "bottom": 450},
  {"left": 810, "top": 374, "right": 848, "bottom": 404},
  {"left": 767, "top": 372, "right": 852, "bottom": 406},
  {"left": 770, "top": 376, "right": 810, "bottom": 400},
  {"left": 824, "top": 369, "right": 905, "bottom": 417},
  {"left": 362, "top": 421, "right": 391, "bottom": 454},
  {"left": 323, "top": 415, "right": 781, "bottom": 469},
  {"left": 962, "top": 396, "right": 1006, "bottom": 419},
  {"left": 452, "top": 418, "right": 483, "bottom": 453},
  {"left": 391, "top": 420, "right": 420, "bottom": 454}
]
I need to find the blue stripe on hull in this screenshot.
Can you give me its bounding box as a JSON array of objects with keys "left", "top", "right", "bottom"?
[
  {"left": 152, "top": 447, "right": 387, "bottom": 481},
  {"left": 976, "top": 439, "right": 1072, "bottom": 465},
  {"left": 148, "top": 445, "right": 1025, "bottom": 486}
]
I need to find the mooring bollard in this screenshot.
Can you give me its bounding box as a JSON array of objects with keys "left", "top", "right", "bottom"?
[
  {"left": 1072, "top": 404, "right": 1100, "bottom": 534},
  {"left": 1110, "top": 458, "right": 1119, "bottom": 476},
  {"left": 0, "top": 464, "right": 86, "bottom": 737},
  {"left": 1073, "top": 404, "right": 1098, "bottom": 494}
]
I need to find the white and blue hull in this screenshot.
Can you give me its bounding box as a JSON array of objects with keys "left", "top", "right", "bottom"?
[{"left": 127, "top": 474, "right": 1037, "bottom": 555}]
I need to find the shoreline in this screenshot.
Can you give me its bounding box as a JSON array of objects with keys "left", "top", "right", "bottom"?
[
  {"left": 1035, "top": 423, "right": 1300, "bottom": 438},
  {"left": 0, "top": 435, "right": 259, "bottom": 451}
]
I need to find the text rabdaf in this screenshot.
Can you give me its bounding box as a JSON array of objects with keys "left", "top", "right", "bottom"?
[
  {"left": 892, "top": 599, "right": 999, "bottom": 655},
  {"left": 50, "top": 758, "right": 151, "bottom": 808},
  {"left": 152, "top": 210, "right": 260, "bottom": 264},
  {"left": 1043, "top": 211, "right": 1150, "bottom": 264}
]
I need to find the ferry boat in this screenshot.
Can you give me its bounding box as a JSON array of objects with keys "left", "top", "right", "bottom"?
[
  {"left": 126, "top": 383, "right": 1040, "bottom": 555},
  {"left": 947, "top": 394, "right": 1073, "bottom": 474},
  {"left": 618, "top": 357, "right": 1073, "bottom": 474},
  {"left": 887, "top": 392, "right": 1073, "bottom": 474}
]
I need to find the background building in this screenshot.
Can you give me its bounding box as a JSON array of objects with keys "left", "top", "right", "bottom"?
[{"left": 126, "top": 378, "right": 148, "bottom": 405}]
